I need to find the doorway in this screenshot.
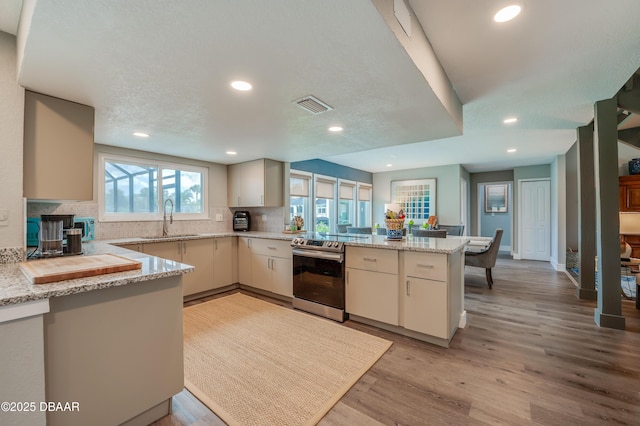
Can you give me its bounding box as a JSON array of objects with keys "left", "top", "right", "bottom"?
[{"left": 519, "top": 179, "right": 551, "bottom": 261}]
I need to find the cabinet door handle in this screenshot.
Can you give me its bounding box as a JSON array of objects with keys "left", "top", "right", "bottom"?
[
  {"left": 406, "top": 280, "right": 411, "bottom": 296},
  {"left": 183, "top": 242, "right": 187, "bottom": 255},
  {"left": 215, "top": 239, "right": 217, "bottom": 250},
  {"left": 261, "top": 195, "right": 264, "bottom": 205},
  {"left": 363, "top": 257, "right": 377, "bottom": 262},
  {"left": 346, "top": 271, "right": 349, "bottom": 284},
  {"left": 417, "top": 264, "right": 434, "bottom": 269},
  {"left": 248, "top": 239, "right": 252, "bottom": 248}
]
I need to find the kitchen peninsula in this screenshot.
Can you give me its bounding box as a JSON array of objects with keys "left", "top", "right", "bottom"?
[{"left": 0, "top": 243, "right": 193, "bottom": 426}]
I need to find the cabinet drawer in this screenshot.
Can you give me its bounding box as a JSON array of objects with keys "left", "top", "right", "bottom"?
[
  {"left": 250, "top": 238, "right": 292, "bottom": 258},
  {"left": 346, "top": 246, "right": 398, "bottom": 274},
  {"left": 404, "top": 251, "right": 448, "bottom": 282}
]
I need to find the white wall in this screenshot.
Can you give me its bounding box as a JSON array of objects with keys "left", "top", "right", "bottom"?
[{"left": 0, "top": 32, "right": 25, "bottom": 251}]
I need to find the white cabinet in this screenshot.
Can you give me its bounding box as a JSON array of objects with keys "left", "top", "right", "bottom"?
[
  {"left": 24, "top": 91, "right": 94, "bottom": 201},
  {"left": 240, "top": 237, "right": 292, "bottom": 297},
  {"left": 213, "top": 237, "right": 234, "bottom": 289},
  {"left": 143, "top": 239, "right": 214, "bottom": 297},
  {"left": 403, "top": 277, "right": 448, "bottom": 339},
  {"left": 238, "top": 237, "right": 252, "bottom": 285},
  {"left": 402, "top": 251, "right": 462, "bottom": 341},
  {"left": 227, "top": 159, "right": 283, "bottom": 207},
  {"left": 345, "top": 246, "right": 399, "bottom": 325}
]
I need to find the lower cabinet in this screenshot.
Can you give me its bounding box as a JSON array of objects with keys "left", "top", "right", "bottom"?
[
  {"left": 118, "top": 243, "right": 142, "bottom": 252},
  {"left": 345, "top": 246, "right": 399, "bottom": 325},
  {"left": 213, "top": 237, "right": 234, "bottom": 289},
  {"left": 402, "top": 250, "right": 462, "bottom": 342},
  {"left": 143, "top": 239, "right": 214, "bottom": 297},
  {"left": 403, "top": 277, "right": 448, "bottom": 339},
  {"left": 241, "top": 237, "right": 292, "bottom": 297},
  {"left": 346, "top": 268, "right": 399, "bottom": 325}
]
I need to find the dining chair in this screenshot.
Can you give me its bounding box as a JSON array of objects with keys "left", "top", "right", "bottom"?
[
  {"left": 346, "top": 227, "right": 372, "bottom": 234},
  {"left": 437, "top": 225, "right": 464, "bottom": 236},
  {"left": 412, "top": 229, "right": 447, "bottom": 238},
  {"left": 464, "top": 228, "right": 503, "bottom": 289},
  {"left": 336, "top": 224, "right": 351, "bottom": 233}
]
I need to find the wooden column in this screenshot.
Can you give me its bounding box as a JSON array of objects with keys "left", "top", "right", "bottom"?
[
  {"left": 593, "top": 98, "right": 625, "bottom": 329},
  {"left": 576, "top": 124, "right": 597, "bottom": 300}
]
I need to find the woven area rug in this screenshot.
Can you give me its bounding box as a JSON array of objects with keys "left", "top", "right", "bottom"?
[{"left": 183, "top": 293, "right": 392, "bottom": 426}]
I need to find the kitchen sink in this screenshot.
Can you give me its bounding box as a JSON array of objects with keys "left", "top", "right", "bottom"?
[{"left": 142, "top": 234, "right": 199, "bottom": 239}]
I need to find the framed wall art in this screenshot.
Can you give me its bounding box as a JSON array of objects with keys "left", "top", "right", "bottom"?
[{"left": 485, "top": 184, "right": 508, "bottom": 213}]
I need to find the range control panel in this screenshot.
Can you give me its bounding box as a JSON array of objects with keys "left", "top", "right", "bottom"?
[{"left": 290, "top": 238, "right": 344, "bottom": 252}]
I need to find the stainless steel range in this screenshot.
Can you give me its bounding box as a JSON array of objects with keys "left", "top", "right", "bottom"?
[{"left": 291, "top": 235, "right": 349, "bottom": 322}]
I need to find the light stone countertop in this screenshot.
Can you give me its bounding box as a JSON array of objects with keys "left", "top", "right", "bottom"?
[
  {"left": 2, "top": 231, "right": 469, "bottom": 308},
  {"left": 0, "top": 241, "right": 194, "bottom": 307}
]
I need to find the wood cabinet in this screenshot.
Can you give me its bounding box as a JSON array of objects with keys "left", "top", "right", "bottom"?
[
  {"left": 227, "top": 159, "right": 283, "bottom": 207},
  {"left": 403, "top": 251, "right": 463, "bottom": 342},
  {"left": 143, "top": 239, "right": 214, "bottom": 297},
  {"left": 239, "top": 237, "right": 292, "bottom": 297},
  {"left": 619, "top": 175, "right": 640, "bottom": 212},
  {"left": 24, "top": 91, "right": 94, "bottom": 201},
  {"left": 213, "top": 237, "right": 234, "bottom": 288},
  {"left": 345, "top": 246, "right": 399, "bottom": 325}
]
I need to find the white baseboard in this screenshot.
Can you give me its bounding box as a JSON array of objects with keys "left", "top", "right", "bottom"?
[
  {"left": 512, "top": 252, "right": 521, "bottom": 260},
  {"left": 550, "top": 258, "right": 566, "bottom": 272},
  {"left": 458, "top": 310, "right": 467, "bottom": 329}
]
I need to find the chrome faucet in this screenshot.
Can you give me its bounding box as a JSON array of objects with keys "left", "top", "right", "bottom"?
[{"left": 162, "top": 199, "right": 174, "bottom": 237}]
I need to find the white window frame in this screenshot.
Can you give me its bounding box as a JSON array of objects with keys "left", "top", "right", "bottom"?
[
  {"left": 98, "top": 153, "right": 209, "bottom": 222},
  {"left": 313, "top": 174, "right": 337, "bottom": 233},
  {"left": 356, "top": 182, "right": 372, "bottom": 227}
]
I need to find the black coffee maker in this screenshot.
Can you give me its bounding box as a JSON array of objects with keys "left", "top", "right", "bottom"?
[{"left": 39, "top": 214, "right": 82, "bottom": 257}]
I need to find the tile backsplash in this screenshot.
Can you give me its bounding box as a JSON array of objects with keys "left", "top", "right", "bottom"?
[{"left": 27, "top": 203, "right": 286, "bottom": 239}]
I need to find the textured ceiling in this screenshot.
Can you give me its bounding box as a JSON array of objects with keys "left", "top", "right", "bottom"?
[{"left": 7, "top": 0, "right": 640, "bottom": 173}]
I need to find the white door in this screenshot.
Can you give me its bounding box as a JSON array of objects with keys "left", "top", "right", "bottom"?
[{"left": 520, "top": 180, "right": 551, "bottom": 261}]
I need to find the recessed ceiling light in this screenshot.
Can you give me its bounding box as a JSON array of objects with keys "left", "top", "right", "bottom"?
[
  {"left": 226, "top": 151, "right": 237, "bottom": 155},
  {"left": 507, "top": 148, "right": 517, "bottom": 153},
  {"left": 133, "top": 132, "right": 149, "bottom": 138},
  {"left": 494, "top": 5, "right": 521, "bottom": 23},
  {"left": 386, "top": 163, "right": 393, "bottom": 168},
  {"left": 503, "top": 117, "right": 518, "bottom": 124},
  {"left": 328, "top": 126, "right": 343, "bottom": 132},
  {"left": 230, "top": 81, "right": 252, "bottom": 91}
]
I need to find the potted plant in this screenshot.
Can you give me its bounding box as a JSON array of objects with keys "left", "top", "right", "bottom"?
[{"left": 407, "top": 219, "right": 414, "bottom": 234}]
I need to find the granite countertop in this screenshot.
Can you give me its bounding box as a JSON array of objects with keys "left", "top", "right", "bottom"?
[
  {"left": 108, "top": 231, "right": 469, "bottom": 254},
  {"left": 2, "top": 231, "right": 470, "bottom": 308},
  {"left": 0, "top": 241, "right": 194, "bottom": 307}
]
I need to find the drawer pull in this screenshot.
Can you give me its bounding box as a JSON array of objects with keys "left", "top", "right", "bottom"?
[
  {"left": 406, "top": 280, "right": 411, "bottom": 296},
  {"left": 416, "top": 264, "right": 434, "bottom": 269},
  {"left": 363, "top": 257, "right": 377, "bottom": 262},
  {"left": 268, "top": 246, "right": 277, "bottom": 250}
]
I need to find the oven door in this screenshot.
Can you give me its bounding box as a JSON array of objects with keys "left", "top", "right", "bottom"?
[{"left": 292, "top": 249, "right": 345, "bottom": 309}]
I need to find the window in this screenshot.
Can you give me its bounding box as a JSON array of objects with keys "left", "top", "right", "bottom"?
[
  {"left": 290, "top": 171, "right": 311, "bottom": 230},
  {"left": 314, "top": 175, "right": 336, "bottom": 233},
  {"left": 338, "top": 179, "right": 355, "bottom": 227},
  {"left": 357, "top": 183, "right": 372, "bottom": 227},
  {"left": 99, "top": 153, "right": 208, "bottom": 221}
]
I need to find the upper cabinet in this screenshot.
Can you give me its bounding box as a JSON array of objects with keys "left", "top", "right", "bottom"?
[
  {"left": 24, "top": 91, "right": 95, "bottom": 201},
  {"left": 619, "top": 175, "right": 640, "bottom": 212},
  {"left": 228, "top": 159, "right": 283, "bottom": 207}
]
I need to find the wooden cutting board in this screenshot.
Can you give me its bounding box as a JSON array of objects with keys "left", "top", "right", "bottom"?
[{"left": 19, "top": 253, "right": 143, "bottom": 284}]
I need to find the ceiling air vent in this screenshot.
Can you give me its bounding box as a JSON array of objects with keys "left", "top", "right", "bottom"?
[{"left": 294, "top": 95, "right": 333, "bottom": 115}]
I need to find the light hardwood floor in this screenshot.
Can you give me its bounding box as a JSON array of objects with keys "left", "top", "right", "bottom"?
[{"left": 154, "top": 254, "right": 640, "bottom": 425}]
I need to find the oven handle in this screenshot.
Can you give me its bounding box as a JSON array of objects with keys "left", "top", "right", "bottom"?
[{"left": 292, "top": 248, "right": 344, "bottom": 262}]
